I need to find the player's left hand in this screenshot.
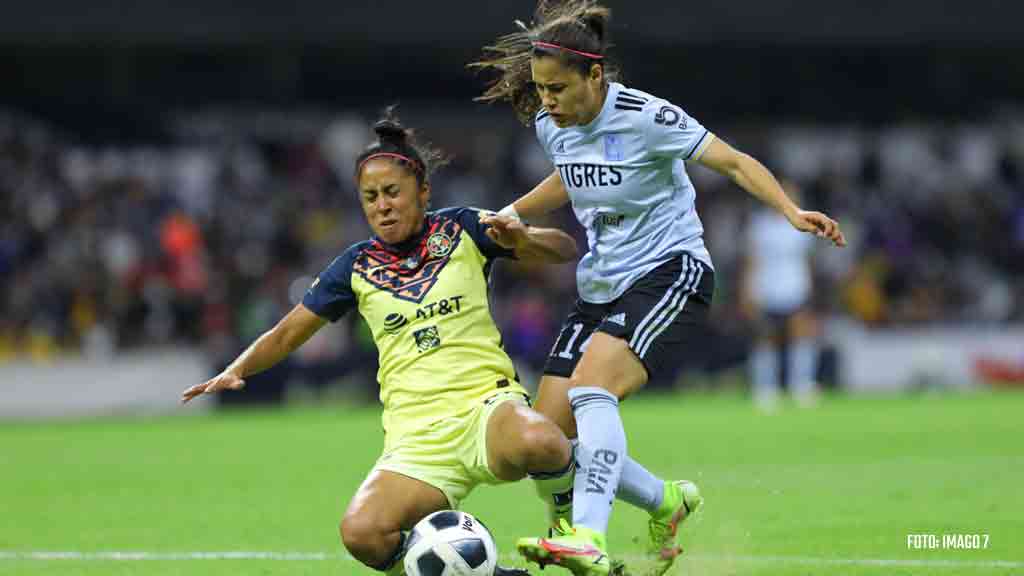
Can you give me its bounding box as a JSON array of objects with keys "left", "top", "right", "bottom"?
[
  {"left": 787, "top": 210, "right": 847, "bottom": 247},
  {"left": 480, "top": 213, "right": 529, "bottom": 250},
  {"left": 181, "top": 372, "right": 245, "bottom": 404}
]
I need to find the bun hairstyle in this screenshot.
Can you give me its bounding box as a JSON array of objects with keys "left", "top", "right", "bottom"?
[
  {"left": 355, "top": 106, "right": 449, "bottom": 187},
  {"left": 533, "top": 3, "right": 611, "bottom": 68},
  {"left": 470, "top": 0, "right": 620, "bottom": 126},
  {"left": 372, "top": 118, "right": 408, "bottom": 148}
]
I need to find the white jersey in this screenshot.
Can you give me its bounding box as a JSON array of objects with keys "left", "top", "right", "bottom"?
[
  {"left": 535, "top": 82, "right": 715, "bottom": 303},
  {"left": 747, "top": 209, "right": 813, "bottom": 311}
]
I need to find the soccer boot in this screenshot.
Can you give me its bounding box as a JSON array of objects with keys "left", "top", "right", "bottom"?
[
  {"left": 494, "top": 566, "right": 532, "bottom": 576},
  {"left": 517, "top": 519, "right": 611, "bottom": 576},
  {"left": 645, "top": 480, "right": 703, "bottom": 576},
  {"left": 547, "top": 520, "right": 633, "bottom": 575}
]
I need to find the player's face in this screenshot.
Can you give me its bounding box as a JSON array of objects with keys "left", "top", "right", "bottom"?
[
  {"left": 532, "top": 56, "right": 605, "bottom": 127},
  {"left": 358, "top": 160, "right": 430, "bottom": 244}
]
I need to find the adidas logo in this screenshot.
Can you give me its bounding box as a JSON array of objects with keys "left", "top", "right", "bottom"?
[{"left": 605, "top": 313, "right": 626, "bottom": 326}]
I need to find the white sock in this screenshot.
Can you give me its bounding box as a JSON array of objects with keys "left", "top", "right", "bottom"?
[
  {"left": 543, "top": 440, "right": 664, "bottom": 521},
  {"left": 789, "top": 338, "right": 818, "bottom": 399},
  {"left": 569, "top": 387, "right": 626, "bottom": 535},
  {"left": 752, "top": 342, "right": 779, "bottom": 404},
  {"left": 617, "top": 452, "right": 665, "bottom": 512}
]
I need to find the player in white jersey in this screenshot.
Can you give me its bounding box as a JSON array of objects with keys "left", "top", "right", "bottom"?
[
  {"left": 743, "top": 184, "right": 820, "bottom": 410},
  {"left": 472, "top": 2, "right": 846, "bottom": 575}
]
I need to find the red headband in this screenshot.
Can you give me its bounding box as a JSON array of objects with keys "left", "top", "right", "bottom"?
[
  {"left": 357, "top": 152, "right": 422, "bottom": 177},
  {"left": 532, "top": 41, "right": 604, "bottom": 60}
]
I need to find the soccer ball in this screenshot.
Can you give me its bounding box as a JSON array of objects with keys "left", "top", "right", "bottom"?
[{"left": 404, "top": 510, "right": 497, "bottom": 576}]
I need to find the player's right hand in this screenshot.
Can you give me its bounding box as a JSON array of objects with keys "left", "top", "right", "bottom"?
[
  {"left": 181, "top": 372, "right": 246, "bottom": 404},
  {"left": 787, "top": 210, "right": 847, "bottom": 247},
  {"left": 480, "top": 213, "right": 529, "bottom": 250}
]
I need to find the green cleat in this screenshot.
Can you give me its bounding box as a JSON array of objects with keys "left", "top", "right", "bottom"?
[
  {"left": 645, "top": 480, "right": 703, "bottom": 576},
  {"left": 517, "top": 519, "right": 612, "bottom": 576},
  {"left": 549, "top": 514, "right": 572, "bottom": 538}
]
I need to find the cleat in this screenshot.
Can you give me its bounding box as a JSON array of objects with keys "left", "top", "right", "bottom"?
[
  {"left": 494, "top": 566, "right": 533, "bottom": 576},
  {"left": 517, "top": 519, "right": 611, "bottom": 576},
  {"left": 645, "top": 480, "right": 703, "bottom": 575},
  {"left": 547, "top": 517, "right": 573, "bottom": 538},
  {"left": 609, "top": 559, "right": 631, "bottom": 576}
]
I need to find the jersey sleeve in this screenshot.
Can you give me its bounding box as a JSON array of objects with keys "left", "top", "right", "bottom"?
[
  {"left": 642, "top": 99, "right": 715, "bottom": 161},
  {"left": 447, "top": 207, "right": 517, "bottom": 261},
  {"left": 302, "top": 246, "right": 359, "bottom": 322}
]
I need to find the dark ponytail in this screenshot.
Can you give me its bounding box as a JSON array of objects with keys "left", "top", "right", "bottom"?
[
  {"left": 355, "top": 106, "right": 449, "bottom": 186},
  {"left": 470, "top": 1, "right": 619, "bottom": 125},
  {"left": 372, "top": 118, "right": 408, "bottom": 149}
]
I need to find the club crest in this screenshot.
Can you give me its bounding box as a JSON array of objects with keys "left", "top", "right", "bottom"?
[
  {"left": 426, "top": 232, "right": 453, "bottom": 258},
  {"left": 604, "top": 133, "right": 624, "bottom": 161}
]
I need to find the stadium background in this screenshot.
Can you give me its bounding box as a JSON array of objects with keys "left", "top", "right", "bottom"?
[{"left": 2, "top": 1, "right": 1023, "bottom": 574}]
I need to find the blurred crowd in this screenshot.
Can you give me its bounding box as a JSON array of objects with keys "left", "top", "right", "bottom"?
[{"left": 2, "top": 109, "right": 1023, "bottom": 387}]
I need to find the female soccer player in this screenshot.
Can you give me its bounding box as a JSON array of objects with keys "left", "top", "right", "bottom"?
[
  {"left": 182, "top": 111, "right": 580, "bottom": 576},
  {"left": 472, "top": 2, "right": 846, "bottom": 575}
]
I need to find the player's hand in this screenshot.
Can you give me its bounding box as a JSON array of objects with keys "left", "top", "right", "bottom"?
[
  {"left": 479, "top": 213, "right": 529, "bottom": 250},
  {"left": 786, "top": 210, "right": 847, "bottom": 247},
  {"left": 181, "top": 372, "right": 245, "bottom": 404}
]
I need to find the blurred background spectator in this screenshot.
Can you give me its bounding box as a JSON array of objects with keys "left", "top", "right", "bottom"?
[
  {"left": 2, "top": 0, "right": 1024, "bottom": 408},
  {"left": 742, "top": 183, "right": 819, "bottom": 410}
]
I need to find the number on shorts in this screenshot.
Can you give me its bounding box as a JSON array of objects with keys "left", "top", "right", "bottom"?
[{"left": 557, "top": 323, "right": 584, "bottom": 359}]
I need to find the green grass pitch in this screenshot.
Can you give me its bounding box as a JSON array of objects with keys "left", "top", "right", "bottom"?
[{"left": 2, "top": 390, "right": 1022, "bottom": 575}]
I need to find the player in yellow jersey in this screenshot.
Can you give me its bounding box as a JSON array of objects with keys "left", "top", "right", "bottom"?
[{"left": 181, "top": 109, "right": 580, "bottom": 575}]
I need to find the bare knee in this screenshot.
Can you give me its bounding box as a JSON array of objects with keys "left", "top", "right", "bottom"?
[
  {"left": 340, "top": 512, "right": 394, "bottom": 568},
  {"left": 521, "top": 420, "right": 571, "bottom": 473}
]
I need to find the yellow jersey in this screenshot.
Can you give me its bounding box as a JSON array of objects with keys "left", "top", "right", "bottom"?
[{"left": 303, "top": 207, "right": 528, "bottom": 443}]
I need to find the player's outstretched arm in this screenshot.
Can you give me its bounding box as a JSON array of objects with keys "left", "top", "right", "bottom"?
[
  {"left": 698, "top": 138, "right": 847, "bottom": 247},
  {"left": 479, "top": 214, "right": 578, "bottom": 264},
  {"left": 181, "top": 304, "right": 327, "bottom": 404},
  {"left": 501, "top": 170, "right": 570, "bottom": 221}
]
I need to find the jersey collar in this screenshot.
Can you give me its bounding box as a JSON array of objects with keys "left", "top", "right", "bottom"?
[{"left": 373, "top": 213, "right": 431, "bottom": 254}]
